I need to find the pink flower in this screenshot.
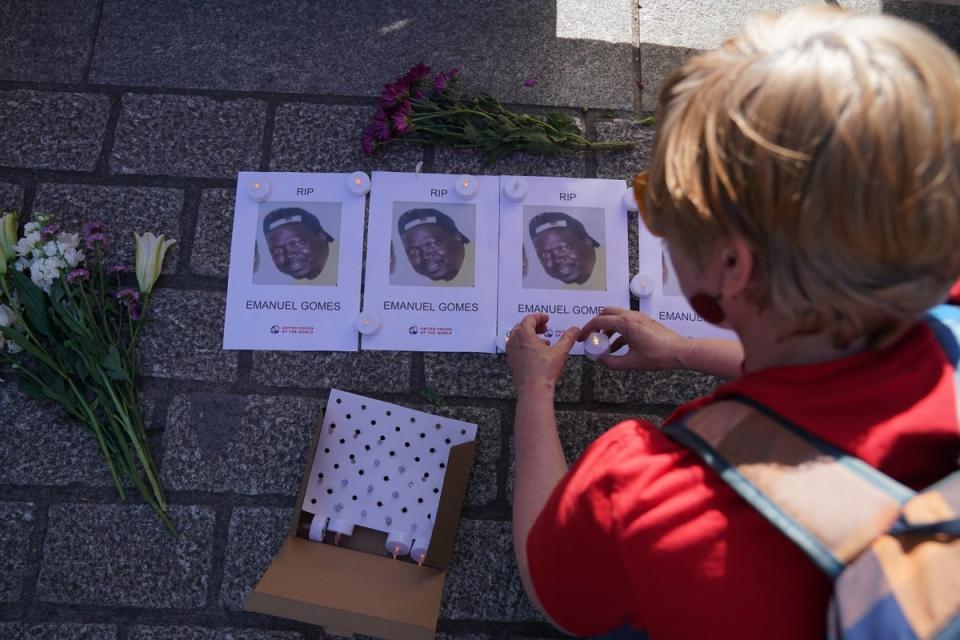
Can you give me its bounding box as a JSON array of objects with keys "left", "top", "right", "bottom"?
[
  {"left": 41, "top": 223, "right": 62, "bottom": 239},
  {"left": 67, "top": 268, "right": 90, "bottom": 283},
  {"left": 402, "top": 63, "right": 431, "bottom": 84},
  {"left": 433, "top": 68, "right": 460, "bottom": 93},
  {"left": 114, "top": 287, "right": 140, "bottom": 302},
  {"left": 391, "top": 102, "right": 412, "bottom": 136},
  {"left": 361, "top": 126, "right": 377, "bottom": 156},
  {"left": 380, "top": 78, "right": 411, "bottom": 109},
  {"left": 523, "top": 78, "right": 538, "bottom": 87},
  {"left": 432, "top": 71, "right": 450, "bottom": 93},
  {"left": 371, "top": 109, "right": 392, "bottom": 141},
  {"left": 106, "top": 263, "right": 128, "bottom": 275}
]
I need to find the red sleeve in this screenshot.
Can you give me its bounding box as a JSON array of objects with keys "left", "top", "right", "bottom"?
[{"left": 526, "top": 420, "right": 647, "bottom": 636}]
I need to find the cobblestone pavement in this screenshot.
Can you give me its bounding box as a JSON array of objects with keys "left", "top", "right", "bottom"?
[{"left": 1, "top": 1, "right": 957, "bottom": 639}]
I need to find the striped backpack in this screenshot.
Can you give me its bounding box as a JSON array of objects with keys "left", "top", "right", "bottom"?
[{"left": 663, "top": 304, "right": 960, "bottom": 640}]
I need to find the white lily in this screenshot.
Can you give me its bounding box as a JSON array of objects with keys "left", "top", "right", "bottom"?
[
  {"left": 135, "top": 232, "right": 176, "bottom": 295},
  {"left": 0, "top": 212, "right": 17, "bottom": 274}
]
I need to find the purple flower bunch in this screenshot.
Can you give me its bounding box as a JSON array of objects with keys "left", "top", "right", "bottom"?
[
  {"left": 361, "top": 63, "right": 460, "bottom": 156},
  {"left": 82, "top": 221, "right": 109, "bottom": 250}
]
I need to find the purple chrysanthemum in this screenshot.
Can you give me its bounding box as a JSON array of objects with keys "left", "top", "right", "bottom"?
[
  {"left": 41, "top": 223, "right": 62, "bottom": 239},
  {"left": 84, "top": 232, "right": 108, "bottom": 249},
  {"left": 128, "top": 301, "right": 142, "bottom": 321},
  {"left": 380, "top": 78, "right": 411, "bottom": 110},
  {"left": 361, "top": 126, "right": 377, "bottom": 156},
  {"left": 402, "top": 63, "right": 431, "bottom": 84},
  {"left": 391, "top": 102, "right": 412, "bottom": 136},
  {"left": 82, "top": 221, "right": 108, "bottom": 237},
  {"left": 106, "top": 263, "right": 128, "bottom": 275},
  {"left": 432, "top": 71, "right": 450, "bottom": 93},
  {"left": 371, "top": 109, "right": 392, "bottom": 141},
  {"left": 114, "top": 287, "right": 140, "bottom": 303},
  {"left": 66, "top": 268, "right": 90, "bottom": 283}
]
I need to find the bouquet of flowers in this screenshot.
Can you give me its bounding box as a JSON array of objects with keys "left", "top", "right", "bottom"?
[
  {"left": 0, "top": 212, "right": 177, "bottom": 534},
  {"left": 362, "top": 63, "right": 635, "bottom": 160}
]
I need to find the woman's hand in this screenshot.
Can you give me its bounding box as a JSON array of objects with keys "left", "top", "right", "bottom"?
[
  {"left": 579, "top": 306, "right": 691, "bottom": 371},
  {"left": 506, "top": 313, "right": 580, "bottom": 395}
]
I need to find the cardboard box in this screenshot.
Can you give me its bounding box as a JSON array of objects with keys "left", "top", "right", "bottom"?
[{"left": 245, "top": 404, "right": 476, "bottom": 639}]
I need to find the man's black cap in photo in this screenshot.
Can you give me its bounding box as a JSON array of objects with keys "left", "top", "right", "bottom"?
[
  {"left": 397, "top": 208, "right": 470, "bottom": 243},
  {"left": 262, "top": 207, "right": 335, "bottom": 242},
  {"left": 528, "top": 211, "right": 600, "bottom": 247}
]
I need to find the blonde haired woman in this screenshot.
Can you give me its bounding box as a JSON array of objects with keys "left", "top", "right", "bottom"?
[{"left": 507, "top": 7, "right": 960, "bottom": 638}]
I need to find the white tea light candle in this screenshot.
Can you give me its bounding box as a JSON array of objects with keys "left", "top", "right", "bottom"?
[
  {"left": 584, "top": 331, "right": 610, "bottom": 361},
  {"left": 356, "top": 311, "right": 382, "bottom": 335},
  {"left": 247, "top": 177, "right": 271, "bottom": 201},
  {"left": 347, "top": 171, "right": 371, "bottom": 195},
  {"left": 503, "top": 176, "right": 528, "bottom": 202},
  {"left": 454, "top": 174, "right": 479, "bottom": 199}
]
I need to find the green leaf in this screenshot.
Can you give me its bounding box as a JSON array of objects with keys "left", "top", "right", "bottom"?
[
  {"left": 11, "top": 271, "right": 54, "bottom": 339},
  {"left": 0, "top": 325, "right": 45, "bottom": 361},
  {"left": 101, "top": 345, "right": 130, "bottom": 382}
]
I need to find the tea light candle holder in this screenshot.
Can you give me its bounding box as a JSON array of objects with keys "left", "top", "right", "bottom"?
[
  {"left": 247, "top": 177, "right": 271, "bottom": 201},
  {"left": 347, "top": 171, "right": 371, "bottom": 196},
  {"left": 584, "top": 332, "right": 610, "bottom": 361},
  {"left": 454, "top": 174, "right": 479, "bottom": 199},
  {"left": 630, "top": 273, "right": 654, "bottom": 298},
  {"left": 356, "top": 311, "right": 381, "bottom": 335},
  {"left": 622, "top": 186, "right": 639, "bottom": 212},
  {"left": 307, "top": 514, "right": 327, "bottom": 542},
  {"left": 386, "top": 530, "right": 413, "bottom": 559},
  {"left": 503, "top": 176, "right": 528, "bottom": 202}
]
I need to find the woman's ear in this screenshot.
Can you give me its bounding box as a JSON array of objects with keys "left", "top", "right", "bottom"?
[{"left": 719, "top": 234, "right": 754, "bottom": 299}]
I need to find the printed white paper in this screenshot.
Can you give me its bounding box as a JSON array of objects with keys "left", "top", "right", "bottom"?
[
  {"left": 637, "top": 215, "right": 738, "bottom": 340},
  {"left": 361, "top": 171, "right": 500, "bottom": 353},
  {"left": 497, "top": 176, "right": 630, "bottom": 355},
  {"left": 223, "top": 172, "right": 364, "bottom": 351}
]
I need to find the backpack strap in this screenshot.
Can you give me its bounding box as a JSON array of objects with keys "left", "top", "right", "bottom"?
[{"left": 664, "top": 396, "right": 914, "bottom": 578}]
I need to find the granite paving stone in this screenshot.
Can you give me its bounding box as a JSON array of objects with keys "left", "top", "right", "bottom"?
[
  {"left": 0, "top": 624, "right": 117, "bottom": 640},
  {"left": 138, "top": 288, "right": 237, "bottom": 382},
  {"left": 36, "top": 504, "right": 214, "bottom": 608},
  {"left": 162, "top": 393, "right": 323, "bottom": 495},
  {"left": 90, "top": 0, "right": 635, "bottom": 109},
  {"left": 409, "top": 405, "right": 501, "bottom": 508},
  {"left": 0, "top": 1, "right": 97, "bottom": 83},
  {"left": 33, "top": 183, "right": 183, "bottom": 270},
  {"left": 883, "top": 1, "right": 960, "bottom": 52},
  {"left": 0, "top": 91, "right": 111, "bottom": 171},
  {"left": 191, "top": 189, "right": 237, "bottom": 277},
  {"left": 424, "top": 353, "right": 582, "bottom": 402},
  {"left": 440, "top": 519, "right": 542, "bottom": 621},
  {"left": 0, "top": 182, "right": 24, "bottom": 211},
  {"left": 639, "top": 43, "right": 702, "bottom": 112},
  {"left": 130, "top": 626, "right": 302, "bottom": 640},
  {"left": 250, "top": 351, "right": 411, "bottom": 393},
  {"left": 272, "top": 104, "right": 422, "bottom": 174},
  {"left": 111, "top": 94, "right": 265, "bottom": 179},
  {"left": 506, "top": 410, "right": 663, "bottom": 502},
  {"left": 638, "top": 0, "right": 882, "bottom": 51},
  {"left": 0, "top": 386, "right": 113, "bottom": 487},
  {"left": 0, "top": 502, "right": 35, "bottom": 602},
  {"left": 595, "top": 119, "right": 657, "bottom": 179},
  {"left": 593, "top": 367, "right": 724, "bottom": 405},
  {"left": 220, "top": 507, "right": 292, "bottom": 611}
]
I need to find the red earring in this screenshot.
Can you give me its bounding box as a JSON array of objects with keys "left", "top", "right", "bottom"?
[{"left": 689, "top": 293, "right": 726, "bottom": 324}]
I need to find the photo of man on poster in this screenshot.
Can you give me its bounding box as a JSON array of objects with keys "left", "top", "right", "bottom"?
[
  {"left": 255, "top": 206, "right": 340, "bottom": 286},
  {"left": 525, "top": 210, "right": 606, "bottom": 290},
  {"left": 392, "top": 206, "right": 476, "bottom": 287}
]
